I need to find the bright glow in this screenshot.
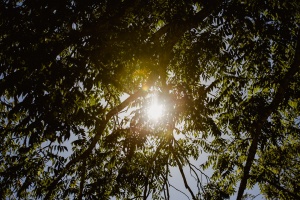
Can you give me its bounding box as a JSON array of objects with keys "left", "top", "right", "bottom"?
[{"left": 147, "top": 99, "right": 164, "bottom": 120}]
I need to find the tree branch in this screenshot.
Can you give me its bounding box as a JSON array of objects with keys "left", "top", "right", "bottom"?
[
  {"left": 171, "top": 145, "right": 197, "bottom": 200},
  {"left": 143, "top": 176, "right": 148, "bottom": 200},
  {"left": 78, "top": 158, "right": 86, "bottom": 200},
  {"left": 169, "top": 184, "right": 191, "bottom": 200},
  {"left": 236, "top": 30, "right": 300, "bottom": 200}
]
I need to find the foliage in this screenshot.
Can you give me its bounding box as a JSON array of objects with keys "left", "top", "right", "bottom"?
[{"left": 0, "top": 0, "right": 300, "bottom": 199}]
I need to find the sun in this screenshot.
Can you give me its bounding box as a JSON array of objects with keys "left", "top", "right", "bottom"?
[{"left": 147, "top": 99, "right": 164, "bottom": 120}]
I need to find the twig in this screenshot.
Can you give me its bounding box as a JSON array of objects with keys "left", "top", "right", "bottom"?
[{"left": 170, "top": 184, "right": 191, "bottom": 200}]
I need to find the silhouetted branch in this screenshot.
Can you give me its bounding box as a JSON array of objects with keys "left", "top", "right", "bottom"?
[
  {"left": 171, "top": 145, "right": 197, "bottom": 200},
  {"left": 170, "top": 184, "right": 191, "bottom": 200},
  {"left": 78, "top": 158, "right": 86, "bottom": 200}
]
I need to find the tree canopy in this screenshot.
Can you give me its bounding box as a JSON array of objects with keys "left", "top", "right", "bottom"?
[{"left": 1, "top": 0, "right": 300, "bottom": 199}]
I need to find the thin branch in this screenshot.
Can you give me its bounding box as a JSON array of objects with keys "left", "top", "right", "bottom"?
[
  {"left": 171, "top": 146, "right": 197, "bottom": 200},
  {"left": 78, "top": 158, "right": 86, "bottom": 200},
  {"left": 165, "top": 165, "right": 170, "bottom": 199},
  {"left": 188, "top": 163, "right": 205, "bottom": 193},
  {"left": 162, "top": 164, "right": 170, "bottom": 200},
  {"left": 142, "top": 136, "right": 170, "bottom": 199},
  {"left": 170, "top": 184, "right": 191, "bottom": 200},
  {"left": 143, "top": 176, "right": 148, "bottom": 200},
  {"left": 173, "top": 138, "right": 209, "bottom": 195},
  {"left": 251, "top": 194, "right": 261, "bottom": 200}
]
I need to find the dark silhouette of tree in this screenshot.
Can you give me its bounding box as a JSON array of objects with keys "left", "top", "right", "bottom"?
[{"left": 0, "top": 0, "right": 299, "bottom": 199}]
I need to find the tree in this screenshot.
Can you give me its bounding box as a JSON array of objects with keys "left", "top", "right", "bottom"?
[{"left": 0, "top": 0, "right": 299, "bottom": 199}]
